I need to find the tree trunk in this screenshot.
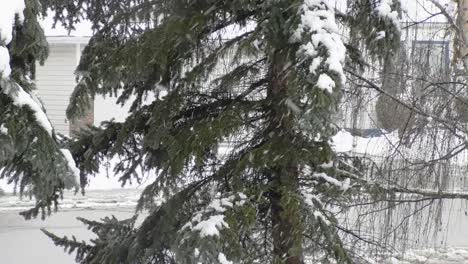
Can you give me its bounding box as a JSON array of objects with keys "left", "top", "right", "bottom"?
[
  {"left": 270, "top": 169, "right": 303, "bottom": 264},
  {"left": 267, "top": 49, "right": 303, "bottom": 264},
  {"left": 458, "top": 0, "right": 468, "bottom": 67}
]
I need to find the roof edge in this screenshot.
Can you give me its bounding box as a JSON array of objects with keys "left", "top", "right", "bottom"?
[{"left": 46, "top": 36, "right": 91, "bottom": 44}]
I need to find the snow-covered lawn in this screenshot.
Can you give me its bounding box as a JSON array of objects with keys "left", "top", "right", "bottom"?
[
  {"left": 0, "top": 189, "right": 145, "bottom": 263},
  {"left": 0, "top": 206, "right": 135, "bottom": 264},
  {"left": 383, "top": 248, "right": 468, "bottom": 264},
  {"left": 0, "top": 189, "right": 141, "bottom": 211},
  {"left": 1, "top": 189, "right": 468, "bottom": 263}
]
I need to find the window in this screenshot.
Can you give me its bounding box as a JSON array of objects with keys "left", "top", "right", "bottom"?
[{"left": 411, "top": 40, "right": 450, "bottom": 76}]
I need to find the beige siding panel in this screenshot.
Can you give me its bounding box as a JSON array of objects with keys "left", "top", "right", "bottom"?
[
  {"left": 36, "top": 71, "right": 77, "bottom": 76},
  {"left": 36, "top": 43, "right": 78, "bottom": 136},
  {"left": 36, "top": 88, "right": 77, "bottom": 94},
  {"left": 39, "top": 98, "right": 73, "bottom": 103}
]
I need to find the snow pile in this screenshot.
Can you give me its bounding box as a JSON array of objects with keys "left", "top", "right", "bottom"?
[
  {"left": 331, "top": 129, "right": 468, "bottom": 166},
  {"left": 293, "top": 0, "right": 346, "bottom": 93},
  {"left": 331, "top": 129, "right": 399, "bottom": 156},
  {"left": 378, "top": 247, "right": 468, "bottom": 264},
  {"left": 304, "top": 248, "right": 468, "bottom": 263}
]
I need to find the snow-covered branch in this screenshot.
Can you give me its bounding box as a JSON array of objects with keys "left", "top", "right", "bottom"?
[
  {"left": 0, "top": 0, "right": 80, "bottom": 191},
  {"left": 293, "top": 0, "right": 346, "bottom": 93},
  {"left": 336, "top": 168, "right": 468, "bottom": 201}
]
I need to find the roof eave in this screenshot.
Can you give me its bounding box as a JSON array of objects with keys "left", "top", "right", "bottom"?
[{"left": 46, "top": 36, "right": 91, "bottom": 44}]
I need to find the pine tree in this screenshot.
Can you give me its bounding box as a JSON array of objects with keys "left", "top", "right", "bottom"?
[
  {"left": 38, "top": 0, "right": 462, "bottom": 263},
  {"left": 0, "top": 0, "right": 78, "bottom": 219}
]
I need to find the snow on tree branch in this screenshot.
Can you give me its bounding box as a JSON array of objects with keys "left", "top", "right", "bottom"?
[
  {"left": 1, "top": 80, "right": 54, "bottom": 135},
  {"left": 0, "top": 47, "right": 10, "bottom": 77},
  {"left": 375, "top": 0, "right": 401, "bottom": 30},
  {"left": 60, "top": 149, "right": 81, "bottom": 181},
  {"left": 0, "top": 0, "right": 25, "bottom": 45},
  {"left": 0, "top": 0, "right": 25, "bottom": 77},
  {"left": 218, "top": 252, "right": 233, "bottom": 264},
  {"left": 181, "top": 193, "right": 246, "bottom": 238},
  {"left": 293, "top": 0, "right": 346, "bottom": 93},
  {"left": 0, "top": 0, "right": 54, "bottom": 136},
  {"left": 0, "top": 0, "right": 81, "bottom": 182}
]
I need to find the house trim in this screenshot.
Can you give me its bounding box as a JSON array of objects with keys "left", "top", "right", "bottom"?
[{"left": 47, "top": 36, "right": 91, "bottom": 44}]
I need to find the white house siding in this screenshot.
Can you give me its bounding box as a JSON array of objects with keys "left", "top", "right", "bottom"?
[
  {"left": 33, "top": 37, "right": 134, "bottom": 136},
  {"left": 35, "top": 42, "right": 79, "bottom": 135}
]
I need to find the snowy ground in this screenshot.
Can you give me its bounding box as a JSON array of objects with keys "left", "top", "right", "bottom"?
[
  {"left": 0, "top": 189, "right": 468, "bottom": 263},
  {"left": 0, "top": 207, "right": 135, "bottom": 264},
  {"left": 0, "top": 189, "right": 141, "bottom": 211},
  {"left": 0, "top": 208, "right": 133, "bottom": 264},
  {"left": 384, "top": 248, "right": 468, "bottom": 264},
  {"left": 0, "top": 189, "right": 142, "bottom": 264}
]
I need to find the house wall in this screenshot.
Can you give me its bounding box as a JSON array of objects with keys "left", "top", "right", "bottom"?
[
  {"left": 35, "top": 43, "right": 78, "bottom": 135},
  {"left": 35, "top": 37, "right": 133, "bottom": 136},
  {"left": 35, "top": 38, "right": 95, "bottom": 136}
]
